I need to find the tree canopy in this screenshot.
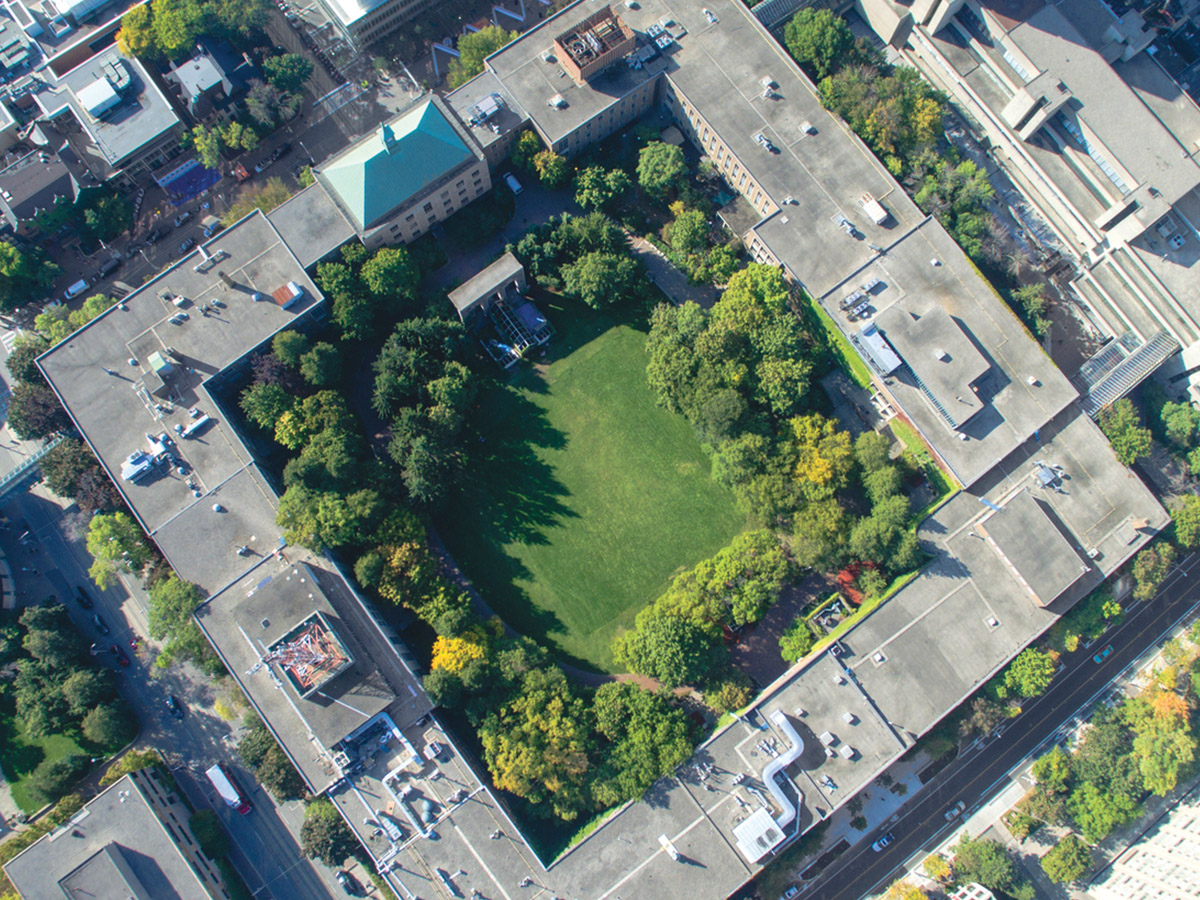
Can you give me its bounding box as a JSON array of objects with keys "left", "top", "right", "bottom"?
[
  {"left": 784, "top": 8, "right": 857, "bottom": 81},
  {"left": 1098, "top": 398, "right": 1153, "bottom": 467},
  {"left": 263, "top": 53, "right": 313, "bottom": 93},
  {"left": 447, "top": 26, "right": 518, "bottom": 88},
  {"left": 86, "top": 512, "right": 154, "bottom": 589},
  {"left": 637, "top": 141, "right": 686, "bottom": 199}
]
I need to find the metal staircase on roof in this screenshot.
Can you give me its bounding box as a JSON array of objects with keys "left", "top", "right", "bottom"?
[{"left": 1076, "top": 331, "right": 1179, "bottom": 416}]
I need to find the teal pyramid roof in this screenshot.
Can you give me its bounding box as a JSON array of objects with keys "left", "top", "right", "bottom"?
[{"left": 321, "top": 99, "right": 473, "bottom": 229}]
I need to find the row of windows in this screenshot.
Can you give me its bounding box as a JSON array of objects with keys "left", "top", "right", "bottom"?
[
  {"left": 554, "top": 83, "right": 655, "bottom": 154},
  {"left": 386, "top": 170, "right": 486, "bottom": 243},
  {"left": 1057, "top": 113, "right": 1130, "bottom": 194},
  {"left": 671, "top": 88, "right": 772, "bottom": 218}
]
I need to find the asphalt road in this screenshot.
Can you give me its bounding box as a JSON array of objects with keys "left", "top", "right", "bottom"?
[
  {"left": 2, "top": 488, "right": 340, "bottom": 900},
  {"left": 799, "top": 552, "right": 1200, "bottom": 900}
]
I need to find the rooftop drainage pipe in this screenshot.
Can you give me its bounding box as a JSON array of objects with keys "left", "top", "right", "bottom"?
[{"left": 761, "top": 709, "right": 804, "bottom": 830}]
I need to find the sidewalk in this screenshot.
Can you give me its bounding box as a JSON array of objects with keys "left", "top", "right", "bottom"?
[{"left": 629, "top": 235, "right": 721, "bottom": 309}]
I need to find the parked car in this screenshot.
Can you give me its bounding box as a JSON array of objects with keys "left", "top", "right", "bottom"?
[
  {"left": 110, "top": 644, "right": 130, "bottom": 666},
  {"left": 778, "top": 886, "right": 799, "bottom": 900},
  {"left": 173, "top": 210, "right": 192, "bottom": 227},
  {"left": 1093, "top": 644, "right": 1114, "bottom": 664},
  {"left": 96, "top": 256, "right": 121, "bottom": 279},
  {"left": 504, "top": 172, "right": 523, "bottom": 195},
  {"left": 944, "top": 800, "right": 966, "bottom": 822},
  {"left": 179, "top": 237, "right": 196, "bottom": 254},
  {"left": 871, "top": 832, "right": 895, "bottom": 852},
  {"left": 64, "top": 278, "right": 89, "bottom": 300},
  {"left": 336, "top": 870, "right": 365, "bottom": 897},
  {"left": 92, "top": 613, "right": 110, "bottom": 635},
  {"left": 146, "top": 227, "right": 170, "bottom": 244},
  {"left": 165, "top": 695, "right": 184, "bottom": 719},
  {"left": 254, "top": 157, "right": 273, "bottom": 174},
  {"left": 74, "top": 586, "right": 94, "bottom": 609}
]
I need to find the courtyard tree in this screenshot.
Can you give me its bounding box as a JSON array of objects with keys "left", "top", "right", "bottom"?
[
  {"left": 1132, "top": 542, "right": 1177, "bottom": 601},
  {"left": 1040, "top": 834, "right": 1091, "bottom": 884},
  {"left": 189, "top": 125, "right": 222, "bottom": 169},
  {"left": 1002, "top": 647, "right": 1056, "bottom": 698},
  {"left": 1172, "top": 494, "right": 1200, "bottom": 548},
  {"left": 360, "top": 246, "right": 419, "bottom": 306},
  {"left": 447, "top": 26, "right": 518, "bottom": 88},
  {"left": 1012, "top": 283, "right": 1050, "bottom": 336},
  {"left": 784, "top": 8, "right": 857, "bottom": 81},
  {"left": 1159, "top": 399, "right": 1200, "bottom": 449},
  {"left": 276, "top": 483, "right": 384, "bottom": 549},
  {"left": 574, "top": 165, "right": 631, "bottom": 211},
  {"left": 511, "top": 130, "right": 542, "bottom": 173},
  {"left": 611, "top": 612, "right": 714, "bottom": 688},
  {"left": 246, "top": 79, "right": 300, "bottom": 126},
  {"left": 665, "top": 208, "right": 708, "bottom": 254},
  {"left": 82, "top": 702, "right": 136, "bottom": 747},
  {"left": 147, "top": 574, "right": 213, "bottom": 669},
  {"left": 590, "top": 682, "right": 693, "bottom": 807},
  {"left": 263, "top": 53, "right": 313, "bottom": 94},
  {"left": 152, "top": 0, "right": 205, "bottom": 59},
  {"left": 533, "top": 149, "right": 570, "bottom": 188},
  {"left": 300, "top": 799, "right": 358, "bottom": 866},
  {"left": 1098, "top": 398, "right": 1152, "bottom": 466},
  {"left": 952, "top": 835, "right": 1016, "bottom": 893},
  {"left": 299, "top": 342, "right": 342, "bottom": 387},
  {"left": 479, "top": 668, "right": 592, "bottom": 820},
  {"left": 1068, "top": 781, "right": 1138, "bottom": 843},
  {"left": 83, "top": 194, "right": 133, "bottom": 242},
  {"left": 272, "top": 330, "right": 311, "bottom": 367},
  {"left": 637, "top": 141, "right": 686, "bottom": 199},
  {"left": 561, "top": 250, "right": 638, "bottom": 308},
  {"left": 779, "top": 616, "right": 815, "bottom": 662},
  {"left": 220, "top": 120, "right": 258, "bottom": 153},
  {"left": 6, "top": 335, "right": 48, "bottom": 383},
  {"left": 792, "top": 413, "right": 854, "bottom": 499},
  {"left": 788, "top": 498, "right": 849, "bottom": 570},
  {"left": 189, "top": 810, "right": 229, "bottom": 859},
  {"left": 87, "top": 511, "right": 154, "bottom": 589},
  {"left": 0, "top": 241, "right": 58, "bottom": 312},
  {"left": 238, "top": 716, "right": 308, "bottom": 802},
  {"left": 240, "top": 382, "right": 295, "bottom": 430},
  {"left": 7, "top": 381, "right": 68, "bottom": 441},
  {"left": 116, "top": 3, "right": 155, "bottom": 57}
]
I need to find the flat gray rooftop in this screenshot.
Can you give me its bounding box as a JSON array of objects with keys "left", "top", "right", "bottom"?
[
  {"left": 979, "top": 486, "right": 1089, "bottom": 606},
  {"left": 484, "top": 0, "right": 923, "bottom": 298},
  {"left": 978, "top": 0, "right": 1200, "bottom": 213},
  {"left": 444, "top": 70, "right": 530, "bottom": 154},
  {"left": 36, "top": 46, "right": 180, "bottom": 167},
  {"left": 37, "top": 210, "right": 323, "bottom": 595},
  {"left": 196, "top": 558, "right": 428, "bottom": 794},
  {"left": 267, "top": 184, "right": 357, "bottom": 268},
  {"left": 448, "top": 252, "right": 524, "bottom": 314},
  {"left": 483, "top": 0, "right": 665, "bottom": 146},
  {"left": 820, "top": 218, "right": 1079, "bottom": 486},
  {"left": 874, "top": 303, "right": 991, "bottom": 429},
  {"left": 3, "top": 773, "right": 211, "bottom": 900}
]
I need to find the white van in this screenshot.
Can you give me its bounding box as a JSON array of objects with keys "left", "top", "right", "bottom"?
[
  {"left": 504, "top": 172, "right": 523, "bottom": 195},
  {"left": 63, "top": 279, "right": 89, "bottom": 300}
]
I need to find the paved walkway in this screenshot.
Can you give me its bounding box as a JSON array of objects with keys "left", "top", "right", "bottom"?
[{"left": 629, "top": 236, "right": 721, "bottom": 309}]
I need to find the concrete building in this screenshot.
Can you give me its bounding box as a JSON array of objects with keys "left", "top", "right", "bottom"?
[
  {"left": 34, "top": 43, "right": 184, "bottom": 187},
  {"left": 36, "top": 205, "right": 429, "bottom": 806},
  {"left": 0, "top": 145, "right": 79, "bottom": 233},
  {"left": 3, "top": 769, "right": 230, "bottom": 900},
  {"left": 28, "top": 4, "right": 1171, "bottom": 900},
  {"left": 1089, "top": 782, "right": 1200, "bottom": 900},
  {"left": 313, "top": 94, "right": 492, "bottom": 249},
  {"left": 851, "top": 0, "right": 1200, "bottom": 408},
  {"left": 314, "top": 0, "right": 438, "bottom": 48}
]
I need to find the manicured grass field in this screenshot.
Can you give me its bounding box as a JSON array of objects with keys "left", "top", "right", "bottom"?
[
  {"left": 0, "top": 705, "right": 89, "bottom": 813},
  {"left": 439, "top": 301, "right": 746, "bottom": 672}
]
